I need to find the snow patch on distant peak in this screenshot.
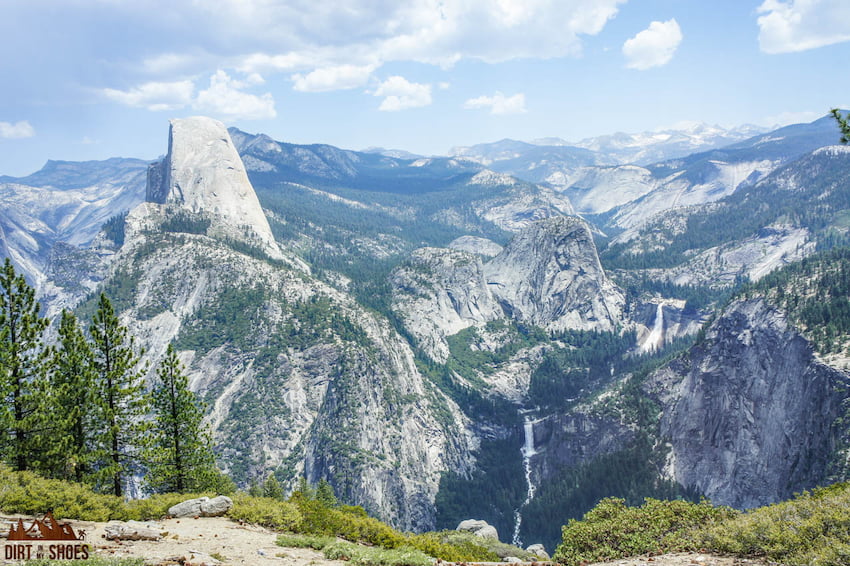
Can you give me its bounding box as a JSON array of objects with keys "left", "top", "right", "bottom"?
[{"left": 814, "top": 145, "right": 850, "bottom": 157}]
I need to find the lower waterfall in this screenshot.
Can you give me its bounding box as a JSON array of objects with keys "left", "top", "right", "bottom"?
[{"left": 512, "top": 415, "right": 538, "bottom": 547}]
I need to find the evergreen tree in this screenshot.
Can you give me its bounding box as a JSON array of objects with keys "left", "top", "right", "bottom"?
[
  {"left": 45, "top": 309, "right": 97, "bottom": 482},
  {"left": 316, "top": 478, "right": 338, "bottom": 508},
  {"left": 0, "top": 258, "right": 49, "bottom": 471},
  {"left": 89, "top": 293, "right": 148, "bottom": 496},
  {"left": 261, "top": 473, "right": 284, "bottom": 500},
  {"left": 831, "top": 108, "right": 850, "bottom": 144},
  {"left": 145, "top": 343, "right": 218, "bottom": 493}
]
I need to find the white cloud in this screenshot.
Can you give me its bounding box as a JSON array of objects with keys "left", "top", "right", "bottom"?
[
  {"left": 18, "top": 1, "right": 630, "bottom": 98},
  {"left": 463, "top": 92, "right": 527, "bottom": 115},
  {"left": 293, "top": 64, "right": 377, "bottom": 92},
  {"left": 622, "top": 19, "right": 682, "bottom": 70},
  {"left": 193, "top": 70, "right": 276, "bottom": 121},
  {"left": 102, "top": 71, "right": 275, "bottom": 121},
  {"left": 94, "top": 1, "right": 624, "bottom": 91},
  {"left": 372, "top": 76, "right": 432, "bottom": 111},
  {"left": 0, "top": 121, "right": 35, "bottom": 139},
  {"left": 101, "top": 80, "right": 195, "bottom": 111},
  {"left": 757, "top": 0, "right": 850, "bottom": 54}
]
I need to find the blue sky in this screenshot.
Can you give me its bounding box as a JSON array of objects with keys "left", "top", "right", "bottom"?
[{"left": 1, "top": 0, "right": 850, "bottom": 176}]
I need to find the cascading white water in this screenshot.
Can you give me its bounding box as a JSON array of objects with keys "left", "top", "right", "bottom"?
[
  {"left": 512, "top": 416, "right": 538, "bottom": 547},
  {"left": 641, "top": 303, "right": 665, "bottom": 353}
]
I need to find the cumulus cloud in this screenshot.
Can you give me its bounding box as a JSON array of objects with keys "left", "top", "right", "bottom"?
[
  {"left": 193, "top": 70, "right": 276, "bottom": 121},
  {"left": 293, "top": 64, "right": 377, "bottom": 92},
  {"left": 102, "top": 71, "right": 275, "bottom": 121},
  {"left": 101, "top": 80, "right": 195, "bottom": 111},
  {"left": 757, "top": 0, "right": 850, "bottom": 54},
  {"left": 0, "top": 121, "right": 35, "bottom": 139},
  {"left": 372, "top": 76, "right": 432, "bottom": 111},
  {"left": 74, "top": 1, "right": 624, "bottom": 92},
  {"left": 622, "top": 19, "right": 682, "bottom": 70},
  {"left": 463, "top": 92, "right": 527, "bottom": 115},
  {"left": 227, "top": 0, "right": 625, "bottom": 70}
]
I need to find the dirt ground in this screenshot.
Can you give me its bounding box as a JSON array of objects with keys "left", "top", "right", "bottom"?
[
  {"left": 2, "top": 516, "right": 344, "bottom": 565},
  {"left": 1, "top": 516, "right": 778, "bottom": 566}
]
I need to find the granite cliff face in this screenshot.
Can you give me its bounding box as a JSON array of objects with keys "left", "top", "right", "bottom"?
[
  {"left": 147, "top": 117, "right": 281, "bottom": 259},
  {"left": 645, "top": 298, "right": 850, "bottom": 508},
  {"left": 389, "top": 247, "right": 503, "bottom": 362},
  {"left": 484, "top": 217, "right": 624, "bottom": 333}
]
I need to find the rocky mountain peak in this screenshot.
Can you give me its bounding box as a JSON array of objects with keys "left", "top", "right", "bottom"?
[{"left": 146, "top": 116, "right": 281, "bottom": 258}]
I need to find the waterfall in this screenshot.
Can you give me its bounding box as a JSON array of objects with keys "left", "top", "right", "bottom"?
[
  {"left": 512, "top": 415, "right": 538, "bottom": 547},
  {"left": 641, "top": 303, "right": 665, "bottom": 353}
]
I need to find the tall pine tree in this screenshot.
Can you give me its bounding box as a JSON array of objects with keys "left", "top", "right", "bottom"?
[
  {"left": 89, "top": 293, "right": 148, "bottom": 496},
  {"left": 0, "top": 258, "right": 49, "bottom": 471},
  {"left": 45, "top": 309, "right": 97, "bottom": 482},
  {"left": 145, "top": 343, "right": 219, "bottom": 493}
]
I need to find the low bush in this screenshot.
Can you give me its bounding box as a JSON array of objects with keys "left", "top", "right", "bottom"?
[
  {"left": 291, "top": 497, "right": 407, "bottom": 548},
  {"left": 322, "top": 540, "right": 434, "bottom": 566},
  {"left": 0, "top": 467, "right": 125, "bottom": 522},
  {"left": 406, "top": 531, "right": 501, "bottom": 562},
  {"left": 228, "top": 493, "right": 302, "bottom": 531},
  {"left": 553, "top": 497, "right": 736, "bottom": 566},
  {"left": 276, "top": 532, "right": 336, "bottom": 550},
  {"left": 695, "top": 483, "right": 850, "bottom": 566}
]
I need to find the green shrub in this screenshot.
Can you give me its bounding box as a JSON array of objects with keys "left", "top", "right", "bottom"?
[
  {"left": 276, "top": 533, "right": 336, "bottom": 550},
  {"left": 407, "top": 531, "right": 501, "bottom": 562},
  {"left": 228, "top": 493, "right": 302, "bottom": 531},
  {"left": 695, "top": 483, "right": 850, "bottom": 566},
  {"left": 291, "top": 497, "right": 407, "bottom": 548},
  {"left": 553, "top": 497, "right": 736, "bottom": 566},
  {"left": 0, "top": 467, "right": 125, "bottom": 522},
  {"left": 322, "top": 540, "right": 433, "bottom": 566}
]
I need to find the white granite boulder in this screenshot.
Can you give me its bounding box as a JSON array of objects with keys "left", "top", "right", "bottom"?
[
  {"left": 168, "top": 495, "right": 233, "bottom": 518},
  {"left": 456, "top": 519, "right": 499, "bottom": 540}
]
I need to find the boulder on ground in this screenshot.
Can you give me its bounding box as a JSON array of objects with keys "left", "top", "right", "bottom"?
[
  {"left": 168, "top": 496, "right": 233, "bottom": 518},
  {"left": 456, "top": 519, "right": 499, "bottom": 540},
  {"left": 526, "top": 544, "right": 549, "bottom": 559}
]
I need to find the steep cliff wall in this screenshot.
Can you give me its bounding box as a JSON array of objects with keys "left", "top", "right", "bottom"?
[{"left": 645, "top": 298, "right": 850, "bottom": 508}]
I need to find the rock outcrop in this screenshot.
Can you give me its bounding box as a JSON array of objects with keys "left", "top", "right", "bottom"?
[
  {"left": 457, "top": 519, "right": 499, "bottom": 540},
  {"left": 645, "top": 298, "right": 850, "bottom": 508}
]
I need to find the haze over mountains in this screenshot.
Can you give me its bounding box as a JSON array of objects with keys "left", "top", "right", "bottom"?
[{"left": 2, "top": 113, "right": 849, "bottom": 552}]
